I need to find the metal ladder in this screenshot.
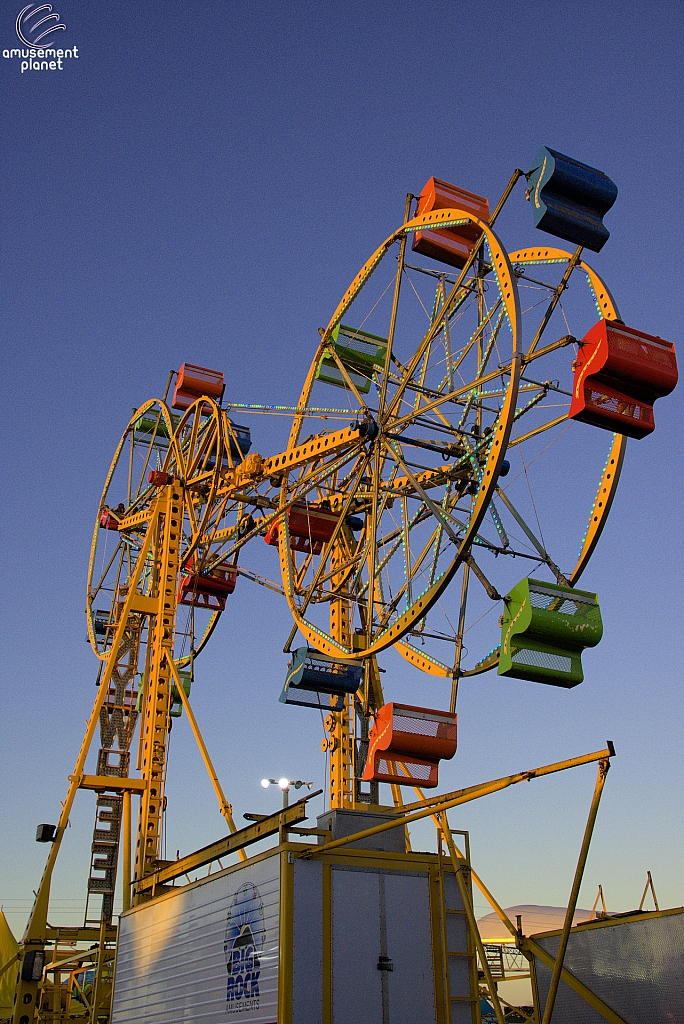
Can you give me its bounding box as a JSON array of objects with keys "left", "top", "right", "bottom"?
[
  {"left": 437, "top": 829, "right": 481, "bottom": 1024},
  {"left": 85, "top": 786, "right": 124, "bottom": 927},
  {"left": 84, "top": 626, "right": 139, "bottom": 927}
]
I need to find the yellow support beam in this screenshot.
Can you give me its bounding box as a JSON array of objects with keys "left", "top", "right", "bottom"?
[
  {"left": 133, "top": 483, "right": 184, "bottom": 889},
  {"left": 261, "top": 424, "right": 363, "bottom": 478},
  {"left": 401, "top": 744, "right": 614, "bottom": 812},
  {"left": 167, "top": 658, "right": 247, "bottom": 862},
  {"left": 540, "top": 757, "right": 611, "bottom": 1024},
  {"left": 74, "top": 775, "right": 146, "bottom": 792},
  {"left": 135, "top": 792, "right": 320, "bottom": 893},
  {"left": 303, "top": 745, "right": 615, "bottom": 858},
  {"left": 277, "top": 850, "right": 294, "bottom": 1024},
  {"left": 45, "top": 927, "right": 116, "bottom": 943}
]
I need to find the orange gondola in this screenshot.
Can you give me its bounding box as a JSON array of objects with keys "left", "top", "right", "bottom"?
[
  {"left": 411, "top": 176, "right": 489, "bottom": 269},
  {"left": 172, "top": 363, "right": 225, "bottom": 411},
  {"left": 362, "top": 703, "right": 457, "bottom": 788}
]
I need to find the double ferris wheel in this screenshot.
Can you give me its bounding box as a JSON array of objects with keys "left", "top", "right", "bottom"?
[
  {"left": 12, "top": 145, "right": 678, "bottom": 1024},
  {"left": 85, "top": 148, "right": 676, "bottom": 833}
]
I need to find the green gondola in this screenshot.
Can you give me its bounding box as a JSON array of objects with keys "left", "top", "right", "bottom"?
[
  {"left": 498, "top": 578, "right": 603, "bottom": 687},
  {"left": 315, "top": 323, "right": 387, "bottom": 394}
]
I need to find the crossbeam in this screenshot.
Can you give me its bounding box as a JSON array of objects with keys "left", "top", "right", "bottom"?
[
  {"left": 45, "top": 926, "right": 117, "bottom": 943},
  {"left": 261, "top": 424, "right": 363, "bottom": 477},
  {"left": 74, "top": 775, "right": 146, "bottom": 792},
  {"left": 400, "top": 744, "right": 614, "bottom": 812}
]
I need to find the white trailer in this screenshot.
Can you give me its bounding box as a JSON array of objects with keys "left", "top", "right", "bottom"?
[{"left": 112, "top": 835, "right": 478, "bottom": 1024}]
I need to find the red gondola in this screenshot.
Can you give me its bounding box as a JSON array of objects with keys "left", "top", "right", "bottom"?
[
  {"left": 569, "top": 320, "right": 677, "bottom": 439},
  {"left": 265, "top": 504, "right": 340, "bottom": 555},
  {"left": 178, "top": 562, "right": 237, "bottom": 611},
  {"left": 147, "top": 470, "right": 174, "bottom": 487},
  {"left": 99, "top": 507, "right": 121, "bottom": 530}
]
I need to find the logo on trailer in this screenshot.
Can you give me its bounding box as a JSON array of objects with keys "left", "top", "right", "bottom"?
[{"left": 224, "top": 883, "right": 265, "bottom": 1013}]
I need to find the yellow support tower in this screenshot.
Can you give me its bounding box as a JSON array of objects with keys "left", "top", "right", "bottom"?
[
  {"left": 11, "top": 485, "right": 174, "bottom": 1024},
  {"left": 133, "top": 481, "right": 184, "bottom": 888},
  {"left": 327, "top": 539, "right": 354, "bottom": 809}
]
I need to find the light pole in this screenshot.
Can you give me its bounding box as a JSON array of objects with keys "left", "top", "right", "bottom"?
[
  {"left": 261, "top": 777, "right": 312, "bottom": 809},
  {"left": 261, "top": 778, "right": 313, "bottom": 841}
]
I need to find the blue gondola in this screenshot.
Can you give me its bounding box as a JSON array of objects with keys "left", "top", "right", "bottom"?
[
  {"left": 226, "top": 421, "right": 252, "bottom": 459},
  {"left": 527, "top": 146, "right": 618, "bottom": 252},
  {"left": 93, "top": 610, "right": 110, "bottom": 637},
  {"left": 280, "top": 648, "right": 363, "bottom": 710},
  {"left": 203, "top": 422, "right": 252, "bottom": 472}
]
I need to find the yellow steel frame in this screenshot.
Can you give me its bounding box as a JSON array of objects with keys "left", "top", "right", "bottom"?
[
  {"left": 134, "top": 792, "right": 317, "bottom": 894},
  {"left": 326, "top": 540, "right": 355, "bottom": 809},
  {"left": 133, "top": 482, "right": 183, "bottom": 885},
  {"left": 13, "top": 476, "right": 244, "bottom": 1022},
  {"left": 85, "top": 399, "right": 175, "bottom": 658},
  {"left": 506, "top": 247, "right": 627, "bottom": 587}
]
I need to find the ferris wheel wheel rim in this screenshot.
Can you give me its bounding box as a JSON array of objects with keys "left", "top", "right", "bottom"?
[
  {"left": 394, "top": 249, "right": 627, "bottom": 678},
  {"left": 86, "top": 398, "right": 175, "bottom": 659},
  {"left": 279, "top": 214, "right": 522, "bottom": 659}
]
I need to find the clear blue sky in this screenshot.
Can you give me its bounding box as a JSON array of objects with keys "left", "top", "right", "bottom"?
[{"left": 1, "top": 0, "right": 682, "bottom": 936}]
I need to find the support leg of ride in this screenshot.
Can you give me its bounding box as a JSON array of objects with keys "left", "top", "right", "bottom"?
[
  {"left": 168, "top": 659, "right": 246, "bottom": 861},
  {"left": 540, "top": 756, "right": 611, "bottom": 1024},
  {"left": 134, "top": 485, "right": 184, "bottom": 891},
  {"left": 12, "top": 499, "right": 166, "bottom": 1024}
]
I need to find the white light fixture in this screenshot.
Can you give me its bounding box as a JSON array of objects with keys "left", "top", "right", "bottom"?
[{"left": 260, "top": 777, "right": 313, "bottom": 792}]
